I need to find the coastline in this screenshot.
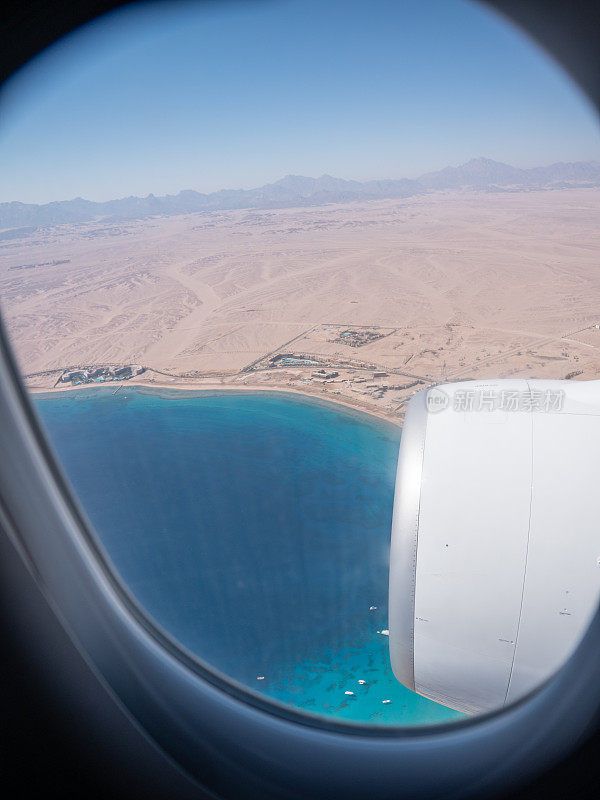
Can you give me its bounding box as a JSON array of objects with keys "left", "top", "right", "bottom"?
[{"left": 28, "top": 379, "right": 403, "bottom": 427}]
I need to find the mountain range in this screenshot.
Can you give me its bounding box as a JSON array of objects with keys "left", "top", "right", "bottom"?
[{"left": 1, "top": 157, "right": 599, "bottom": 233}]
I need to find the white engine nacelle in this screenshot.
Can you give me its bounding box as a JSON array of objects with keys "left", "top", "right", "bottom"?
[{"left": 389, "top": 379, "right": 600, "bottom": 715}]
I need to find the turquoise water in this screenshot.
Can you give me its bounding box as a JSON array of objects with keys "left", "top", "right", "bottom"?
[{"left": 33, "top": 387, "right": 463, "bottom": 726}]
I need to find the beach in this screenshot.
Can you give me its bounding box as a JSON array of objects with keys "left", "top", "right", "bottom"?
[{"left": 27, "top": 377, "right": 404, "bottom": 425}]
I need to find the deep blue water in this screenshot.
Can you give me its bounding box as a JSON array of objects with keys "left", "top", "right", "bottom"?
[{"left": 33, "top": 387, "right": 463, "bottom": 726}]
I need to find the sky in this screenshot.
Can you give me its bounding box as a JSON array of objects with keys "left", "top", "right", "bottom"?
[{"left": 0, "top": 0, "right": 598, "bottom": 204}]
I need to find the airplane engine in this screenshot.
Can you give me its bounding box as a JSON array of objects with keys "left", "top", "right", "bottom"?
[{"left": 389, "top": 379, "right": 600, "bottom": 715}]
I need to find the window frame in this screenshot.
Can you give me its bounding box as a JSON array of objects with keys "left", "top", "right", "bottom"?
[{"left": 1, "top": 1, "right": 600, "bottom": 795}]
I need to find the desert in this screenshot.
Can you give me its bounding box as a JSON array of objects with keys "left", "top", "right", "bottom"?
[{"left": 2, "top": 185, "right": 600, "bottom": 423}]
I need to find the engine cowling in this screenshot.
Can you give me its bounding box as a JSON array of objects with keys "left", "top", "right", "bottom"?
[{"left": 389, "top": 379, "right": 600, "bottom": 714}]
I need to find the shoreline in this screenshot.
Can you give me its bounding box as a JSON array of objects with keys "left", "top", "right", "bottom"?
[{"left": 28, "top": 379, "right": 403, "bottom": 427}]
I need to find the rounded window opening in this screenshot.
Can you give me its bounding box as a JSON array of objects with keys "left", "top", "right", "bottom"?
[{"left": 1, "top": 0, "right": 599, "bottom": 727}]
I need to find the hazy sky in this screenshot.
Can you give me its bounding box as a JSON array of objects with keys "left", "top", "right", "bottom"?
[{"left": 0, "top": 0, "right": 598, "bottom": 204}]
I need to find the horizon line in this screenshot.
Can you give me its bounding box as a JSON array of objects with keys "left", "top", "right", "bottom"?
[{"left": 2, "top": 156, "right": 600, "bottom": 208}]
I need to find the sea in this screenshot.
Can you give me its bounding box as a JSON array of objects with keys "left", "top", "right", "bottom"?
[{"left": 33, "top": 387, "right": 464, "bottom": 727}]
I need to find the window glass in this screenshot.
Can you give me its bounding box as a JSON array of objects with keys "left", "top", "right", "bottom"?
[{"left": 1, "top": 0, "right": 598, "bottom": 726}]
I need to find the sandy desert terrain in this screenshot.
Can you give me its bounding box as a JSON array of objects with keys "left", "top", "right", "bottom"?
[{"left": 1, "top": 188, "right": 599, "bottom": 422}]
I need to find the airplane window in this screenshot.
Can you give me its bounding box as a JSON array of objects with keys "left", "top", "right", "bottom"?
[{"left": 0, "top": 0, "right": 599, "bottom": 728}]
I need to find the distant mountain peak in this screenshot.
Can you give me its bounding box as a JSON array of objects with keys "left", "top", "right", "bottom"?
[
  {"left": 465, "top": 156, "right": 502, "bottom": 164},
  {"left": 273, "top": 173, "right": 308, "bottom": 184}
]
